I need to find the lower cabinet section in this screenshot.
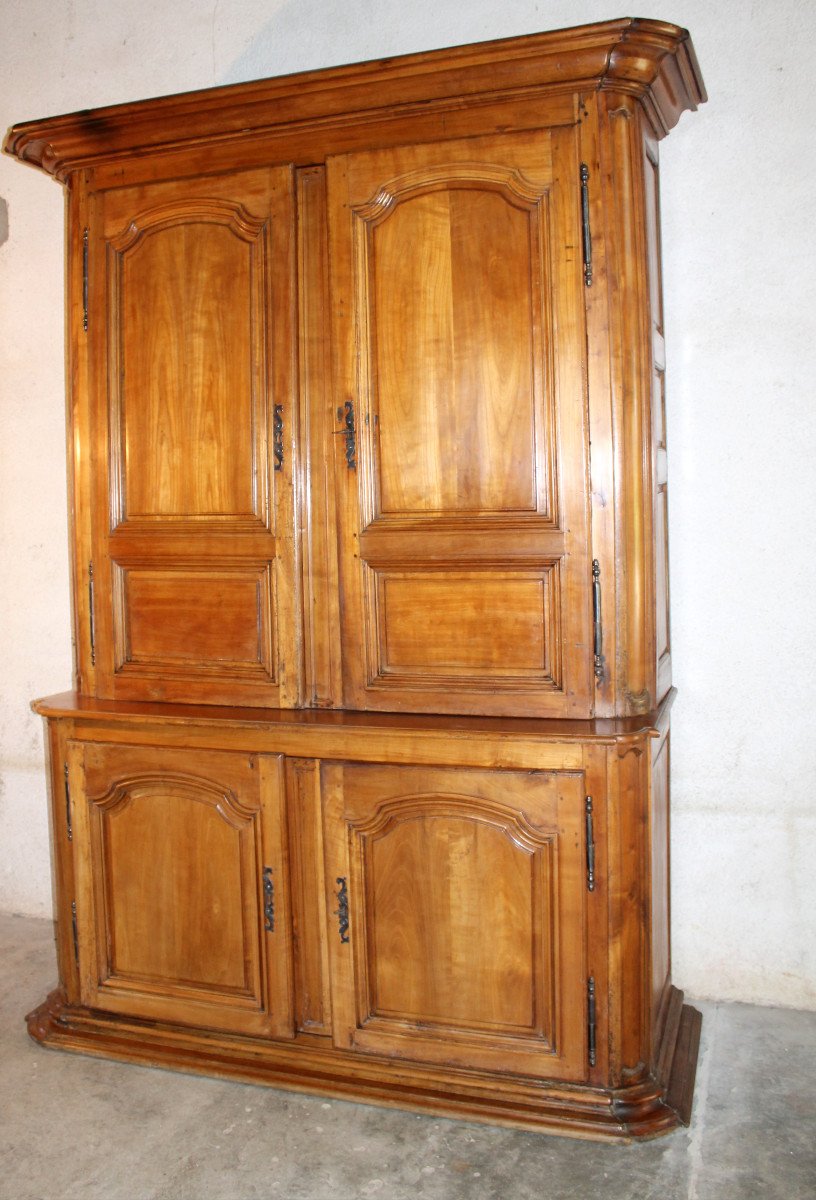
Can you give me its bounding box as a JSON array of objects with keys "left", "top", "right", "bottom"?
[{"left": 31, "top": 694, "right": 701, "bottom": 1141}]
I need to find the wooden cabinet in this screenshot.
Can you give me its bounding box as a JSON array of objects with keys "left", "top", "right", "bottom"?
[{"left": 6, "top": 17, "right": 705, "bottom": 1140}]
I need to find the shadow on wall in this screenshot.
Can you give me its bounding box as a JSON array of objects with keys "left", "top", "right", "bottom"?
[{"left": 216, "top": 0, "right": 533, "bottom": 87}]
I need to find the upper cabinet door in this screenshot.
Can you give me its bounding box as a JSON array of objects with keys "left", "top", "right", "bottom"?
[
  {"left": 328, "top": 129, "right": 593, "bottom": 717},
  {"left": 87, "top": 166, "right": 299, "bottom": 707}
]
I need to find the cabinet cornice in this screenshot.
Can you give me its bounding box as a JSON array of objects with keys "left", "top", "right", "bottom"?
[{"left": 3, "top": 18, "right": 704, "bottom": 181}]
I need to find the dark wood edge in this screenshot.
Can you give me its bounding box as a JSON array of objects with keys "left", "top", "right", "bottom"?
[
  {"left": 665, "top": 1003, "right": 703, "bottom": 1126},
  {"left": 31, "top": 689, "right": 676, "bottom": 744},
  {"left": 27, "top": 989, "right": 686, "bottom": 1142},
  {"left": 4, "top": 18, "right": 705, "bottom": 179}
]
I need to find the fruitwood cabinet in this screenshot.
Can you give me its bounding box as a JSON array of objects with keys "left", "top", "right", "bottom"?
[{"left": 6, "top": 17, "right": 705, "bottom": 1140}]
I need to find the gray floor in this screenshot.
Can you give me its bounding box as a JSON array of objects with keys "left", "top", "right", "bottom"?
[{"left": 1, "top": 912, "right": 814, "bottom": 1200}]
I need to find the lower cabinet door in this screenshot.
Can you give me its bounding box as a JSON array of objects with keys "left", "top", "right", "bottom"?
[
  {"left": 68, "top": 741, "right": 294, "bottom": 1038},
  {"left": 322, "top": 763, "right": 588, "bottom": 1080}
]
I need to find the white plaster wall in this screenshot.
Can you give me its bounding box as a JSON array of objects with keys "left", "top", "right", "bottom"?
[{"left": 1, "top": 1, "right": 813, "bottom": 1008}]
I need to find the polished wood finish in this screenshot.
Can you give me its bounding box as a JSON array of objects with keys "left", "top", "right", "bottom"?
[
  {"left": 6, "top": 17, "right": 705, "bottom": 1140},
  {"left": 323, "top": 763, "right": 585, "bottom": 1078},
  {"left": 70, "top": 742, "right": 294, "bottom": 1037},
  {"left": 88, "top": 167, "right": 299, "bottom": 708},
  {"left": 329, "top": 129, "right": 592, "bottom": 716}
]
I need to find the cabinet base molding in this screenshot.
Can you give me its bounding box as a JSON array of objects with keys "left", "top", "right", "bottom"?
[{"left": 27, "top": 987, "right": 700, "bottom": 1142}]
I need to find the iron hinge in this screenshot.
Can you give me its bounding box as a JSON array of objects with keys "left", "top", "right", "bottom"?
[
  {"left": 585, "top": 795, "right": 595, "bottom": 892},
  {"left": 580, "top": 164, "right": 593, "bottom": 287},
  {"left": 588, "top": 976, "right": 597, "bottom": 1067},
  {"left": 82, "top": 228, "right": 89, "bottom": 331},
  {"left": 71, "top": 900, "right": 79, "bottom": 968},
  {"left": 63, "top": 763, "right": 73, "bottom": 842},
  {"left": 592, "top": 559, "right": 605, "bottom": 682},
  {"left": 88, "top": 561, "right": 96, "bottom": 666}
]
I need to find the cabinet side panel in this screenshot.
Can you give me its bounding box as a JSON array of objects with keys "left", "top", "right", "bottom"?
[
  {"left": 597, "top": 95, "right": 657, "bottom": 716},
  {"left": 650, "top": 726, "right": 671, "bottom": 1043},
  {"left": 642, "top": 131, "right": 672, "bottom": 703},
  {"left": 607, "top": 738, "right": 650, "bottom": 1077}
]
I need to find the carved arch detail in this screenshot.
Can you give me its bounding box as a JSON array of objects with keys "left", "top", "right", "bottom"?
[
  {"left": 109, "top": 199, "right": 269, "bottom": 253},
  {"left": 87, "top": 771, "right": 259, "bottom": 828},
  {"left": 347, "top": 791, "right": 554, "bottom": 855},
  {"left": 352, "top": 163, "right": 549, "bottom": 226}
]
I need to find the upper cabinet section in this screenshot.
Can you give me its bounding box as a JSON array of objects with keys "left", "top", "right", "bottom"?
[{"left": 4, "top": 19, "right": 705, "bottom": 719}]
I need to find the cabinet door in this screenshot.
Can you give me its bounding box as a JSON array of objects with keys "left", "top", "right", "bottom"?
[
  {"left": 68, "top": 741, "right": 294, "bottom": 1038},
  {"left": 86, "top": 166, "right": 299, "bottom": 707},
  {"left": 328, "top": 129, "right": 593, "bottom": 717},
  {"left": 322, "top": 763, "right": 587, "bottom": 1080}
]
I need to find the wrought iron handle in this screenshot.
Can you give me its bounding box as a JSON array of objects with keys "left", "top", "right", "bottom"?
[
  {"left": 273, "top": 405, "right": 284, "bottom": 472},
  {"left": 334, "top": 876, "right": 350, "bottom": 943},
  {"left": 336, "top": 402, "right": 356, "bottom": 470},
  {"left": 262, "top": 866, "right": 275, "bottom": 932}
]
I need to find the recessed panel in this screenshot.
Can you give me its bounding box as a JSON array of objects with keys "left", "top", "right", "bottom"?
[
  {"left": 102, "top": 784, "right": 253, "bottom": 992},
  {"left": 372, "top": 568, "right": 557, "bottom": 682},
  {"left": 110, "top": 207, "right": 269, "bottom": 523},
  {"left": 363, "top": 183, "right": 547, "bottom": 517},
  {"left": 368, "top": 812, "right": 542, "bottom": 1031},
  {"left": 114, "top": 564, "right": 275, "bottom": 678}
]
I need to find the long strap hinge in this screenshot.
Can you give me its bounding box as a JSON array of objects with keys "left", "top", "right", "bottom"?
[
  {"left": 592, "top": 559, "right": 605, "bottom": 682},
  {"left": 587, "top": 976, "right": 597, "bottom": 1067},
  {"left": 82, "top": 228, "right": 89, "bottom": 331},
  {"left": 63, "top": 763, "right": 73, "bottom": 842},
  {"left": 580, "top": 164, "right": 593, "bottom": 287},
  {"left": 70, "top": 900, "right": 79, "bottom": 968},
  {"left": 88, "top": 561, "right": 96, "bottom": 666}
]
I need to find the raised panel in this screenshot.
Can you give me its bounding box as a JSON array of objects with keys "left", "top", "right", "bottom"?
[
  {"left": 324, "top": 763, "right": 586, "bottom": 1079},
  {"left": 655, "top": 488, "right": 670, "bottom": 664},
  {"left": 644, "top": 135, "right": 672, "bottom": 702},
  {"left": 330, "top": 129, "right": 593, "bottom": 717},
  {"left": 96, "top": 775, "right": 258, "bottom": 993},
  {"left": 89, "top": 167, "right": 299, "bottom": 706},
  {"left": 72, "top": 743, "right": 294, "bottom": 1038},
  {"left": 366, "top": 806, "right": 550, "bottom": 1035},
  {"left": 111, "top": 562, "right": 276, "bottom": 680},
  {"left": 354, "top": 169, "right": 553, "bottom": 519},
  {"left": 108, "top": 200, "right": 270, "bottom": 527},
  {"left": 650, "top": 733, "right": 671, "bottom": 1042},
  {"left": 368, "top": 565, "right": 559, "bottom": 686}
]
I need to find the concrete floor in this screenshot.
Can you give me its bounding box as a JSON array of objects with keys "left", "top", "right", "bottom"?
[{"left": 1, "top": 912, "right": 814, "bottom": 1200}]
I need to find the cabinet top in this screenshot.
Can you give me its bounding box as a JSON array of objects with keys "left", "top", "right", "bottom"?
[{"left": 4, "top": 17, "right": 704, "bottom": 181}]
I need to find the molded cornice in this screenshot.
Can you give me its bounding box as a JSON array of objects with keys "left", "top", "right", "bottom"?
[{"left": 3, "top": 18, "right": 705, "bottom": 181}]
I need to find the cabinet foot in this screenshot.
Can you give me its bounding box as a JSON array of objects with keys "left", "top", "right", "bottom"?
[{"left": 26, "top": 989, "right": 701, "bottom": 1143}]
